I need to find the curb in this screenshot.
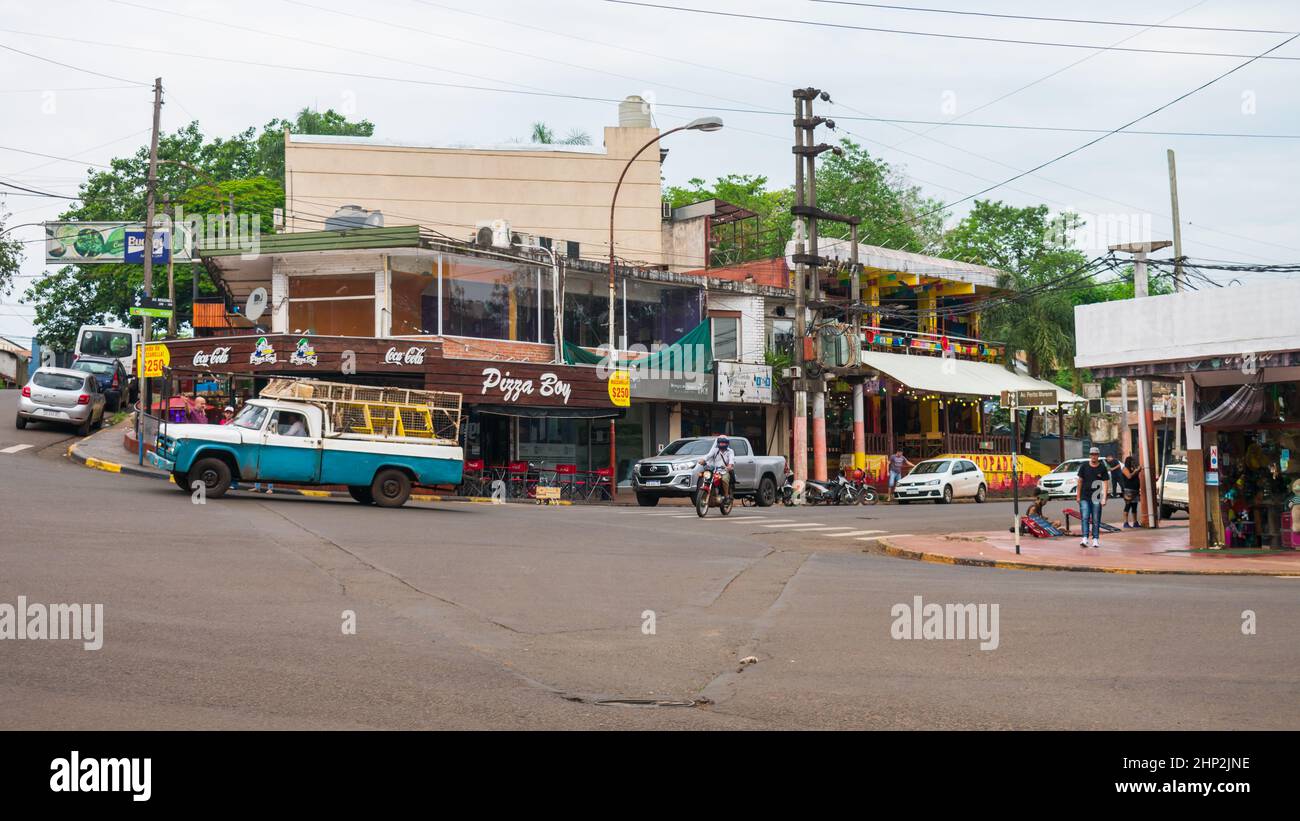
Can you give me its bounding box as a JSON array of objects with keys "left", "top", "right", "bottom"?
[
  {"left": 65, "top": 442, "right": 575, "bottom": 505},
  {"left": 866, "top": 535, "right": 1298, "bottom": 577}
]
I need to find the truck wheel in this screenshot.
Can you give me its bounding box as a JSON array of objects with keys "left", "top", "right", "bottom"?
[
  {"left": 635, "top": 493, "right": 659, "bottom": 507},
  {"left": 371, "top": 469, "right": 411, "bottom": 508},
  {"left": 755, "top": 476, "right": 777, "bottom": 507},
  {"left": 1160, "top": 504, "right": 1173, "bottom": 520},
  {"left": 172, "top": 471, "right": 189, "bottom": 490},
  {"left": 349, "top": 486, "right": 376, "bottom": 505},
  {"left": 190, "top": 457, "right": 232, "bottom": 498}
]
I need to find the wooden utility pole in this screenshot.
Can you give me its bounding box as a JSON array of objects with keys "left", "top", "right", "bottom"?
[
  {"left": 1167, "top": 149, "right": 1185, "bottom": 453},
  {"left": 137, "top": 77, "right": 163, "bottom": 463}
]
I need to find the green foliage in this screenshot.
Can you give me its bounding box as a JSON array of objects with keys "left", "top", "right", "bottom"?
[
  {"left": 0, "top": 210, "right": 22, "bottom": 297},
  {"left": 814, "top": 139, "right": 946, "bottom": 252},
  {"left": 526, "top": 122, "right": 592, "bottom": 146},
  {"left": 941, "top": 200, "right": 1090, "bottom": 379},
  {"left": 256, "top": 108, "right": 375, "bottom": 182},
  {"left": 22, "top": 108, "right": 368, "bottom": 348},
  {"left": 664, "top": 173, "right": 794, "bottom": 266}
]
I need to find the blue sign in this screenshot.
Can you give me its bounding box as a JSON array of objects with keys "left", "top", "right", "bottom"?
[{"left": 124, "top": 230, "right": 170, "bottom": 264}]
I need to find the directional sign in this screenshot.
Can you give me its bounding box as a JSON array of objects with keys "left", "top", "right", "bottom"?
[
  {"left": 1000, "top": 389, "right": 1060, "bottom": 408},
  {"left": 129, "top": 306, "right": 174, "bottom": 319}
]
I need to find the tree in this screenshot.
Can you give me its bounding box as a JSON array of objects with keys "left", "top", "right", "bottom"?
[
  {"left": 21, "top": 108, "right": 368, "bottom": 348},
  {"left": 0, "top": 210, "right": 23, "bottom": 297},
  {"left": 815, "top": 139, "right": 946, "bottom": 253},
  {"left": 526, "top": 122, "right": 592, "bottom": 146},
  {"left": 941, "top": 200, "right": 1090, "bottom": 381},
  {"left": 256, "top": 108, "right": 375, "bottom": 182},
  {"left": 663, "top": 174, "right": 794, "bottom": 266}
]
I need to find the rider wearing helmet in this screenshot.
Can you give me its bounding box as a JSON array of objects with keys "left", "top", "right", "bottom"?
[{"left": 697, "top": 435, "right": 737, "bottom": 501}]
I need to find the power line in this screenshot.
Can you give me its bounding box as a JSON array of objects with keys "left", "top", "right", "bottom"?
[
  {"left": 0, "top": 41, "right": 149, "bottom": 85},
  {"left": 809, "top": 1, "right": 1295, "bottom": 35},
  {"left": 603, "top": 1, "right": 1300, "bottom": 61},
  {"left": 0, "top": 179, "right": 80, "bottom": 199}
]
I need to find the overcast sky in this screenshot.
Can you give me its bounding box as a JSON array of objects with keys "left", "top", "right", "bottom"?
[{"left": 3, "top": 0, "right": 1299, "bottom": 340}]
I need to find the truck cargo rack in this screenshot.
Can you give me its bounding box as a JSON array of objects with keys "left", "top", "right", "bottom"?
[{"left": 260, "top": 378, "right": 462, "bottom": 443}]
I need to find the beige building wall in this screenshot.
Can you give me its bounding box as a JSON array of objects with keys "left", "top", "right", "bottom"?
[{"left": 285, "top": 124, "right": 667, "bottom": 266}]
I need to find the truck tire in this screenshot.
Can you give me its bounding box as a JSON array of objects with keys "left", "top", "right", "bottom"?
[
  {"left": 349, "top": 486, "right": 376, "bottom": 505},
  {"left": 172, "top": 471, "right": 189, "bottom": 489},
  {"left": 189, "top": 457, "right": 232, "bottom": 498},
  {"left": 755, "top": 476, "right": 777, "bottom": 507},
  {"left": 1160, "top": 504, "right": 1173, "bottom": 520},
  {"left": 635, "top": 493, "right": 659, "bottom": 507},
  {"left": 371, "top": 469, "right": 411, "bottom": 508}
]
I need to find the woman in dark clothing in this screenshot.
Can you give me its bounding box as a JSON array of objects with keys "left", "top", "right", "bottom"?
[{"left": 1121, "top": 456, "right": 1142, "bottom": 528}]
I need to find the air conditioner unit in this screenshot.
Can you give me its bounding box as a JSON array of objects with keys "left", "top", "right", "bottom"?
[{"left": 473, "top": 218, "right": 514, "bottom": 249}]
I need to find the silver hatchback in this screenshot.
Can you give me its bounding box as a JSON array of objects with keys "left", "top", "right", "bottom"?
[{"left": 16, "top": 367, "right": 107, "bottom": 435}]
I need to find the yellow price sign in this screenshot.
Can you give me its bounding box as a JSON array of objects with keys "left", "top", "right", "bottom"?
[
  {"left": 137, "top": 343, "right": 171, "bottom": 378},
  {"left": 607, "top": 369, "right": 631, "bottom": 408}
]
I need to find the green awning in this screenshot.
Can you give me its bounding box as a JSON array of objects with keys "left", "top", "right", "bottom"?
[{"left": 563, "top": 320, "right": 714, "bottom": 374}]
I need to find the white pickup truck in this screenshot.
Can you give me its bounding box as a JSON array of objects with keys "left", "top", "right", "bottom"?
[{"left": 630, "top": 436, "right": 785, "bottom": 507}]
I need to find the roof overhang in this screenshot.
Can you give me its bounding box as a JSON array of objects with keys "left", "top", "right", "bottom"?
[{"left": 860, "top": 349, "right": 1085, "bottom": 403}]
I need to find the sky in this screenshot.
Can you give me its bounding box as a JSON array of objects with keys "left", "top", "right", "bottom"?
[{"left": 3, "top": 0, "right": 1299, "bottom": 341}]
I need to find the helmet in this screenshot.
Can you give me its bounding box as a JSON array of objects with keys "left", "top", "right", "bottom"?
[{"left": 717, "top": 435, "right": 730, "bottom": 446}]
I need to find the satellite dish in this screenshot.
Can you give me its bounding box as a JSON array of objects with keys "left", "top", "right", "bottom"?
[{"left": 246, "top": 287, "right": 268, "bottom": 322}]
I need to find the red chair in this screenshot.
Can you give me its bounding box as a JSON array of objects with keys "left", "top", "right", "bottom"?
[
  {"left": 507, "top": 460, "right": 529, "bottom": 498},
  {"left": 584, "top": 467, "right": 613, "bottom": 502},
  {"left": 555, "top": 464, "right": 579, "bottom": 500},
  {"left": 460, "top": 459, "right": 486, "bottom": 496}
]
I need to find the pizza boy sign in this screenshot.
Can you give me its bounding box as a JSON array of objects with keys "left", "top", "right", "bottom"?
[{"left": 481, "top": 367, "right": 573, "bottom": 405}]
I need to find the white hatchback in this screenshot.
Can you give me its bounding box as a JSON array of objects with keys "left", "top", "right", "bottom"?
[{"left": 894, "top": 458, "right": 987, "bottom": 504}]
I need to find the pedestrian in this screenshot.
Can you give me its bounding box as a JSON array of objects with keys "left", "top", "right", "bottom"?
[
  {"left": 219, "top": 405, "right": 236, "bottom": 425},
  {"left": 1075, "top": 446, "right": 1110, "bottom": 548},
  {"left": 188, "top": 395, "right": 209, "bottom": 424},
  {"left": 1121, "top": 456, "right": 1143, "bottom": 528},
  {"left": 886, "top": 448, "right": 914, "bottom": 503},
  {"left": 1104, "top": 454, "right": 1123, "bottom": 498}
]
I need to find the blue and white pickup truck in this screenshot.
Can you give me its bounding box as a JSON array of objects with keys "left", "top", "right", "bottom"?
[{"left": 149, "top": 392, "right": 463, "bottom": 508}]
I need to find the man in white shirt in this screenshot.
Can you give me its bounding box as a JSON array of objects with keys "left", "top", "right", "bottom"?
[{"left": 697, "top": 435, "right": 737, "bottom": 500}]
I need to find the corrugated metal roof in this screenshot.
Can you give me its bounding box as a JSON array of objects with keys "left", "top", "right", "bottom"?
[
  {"left": 200, "top": 225, "right": 422, "bottom": 258},
  {"left": 786, "top": 238, "right": 1005, "bottom": 287}
]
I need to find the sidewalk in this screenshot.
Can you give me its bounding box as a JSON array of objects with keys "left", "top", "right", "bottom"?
[{"left": 872, "top": 522, "right": 1300, "bottom": 576}]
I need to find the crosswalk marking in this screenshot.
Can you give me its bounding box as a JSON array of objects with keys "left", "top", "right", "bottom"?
[
  {"left": 722, "top": 517, "right": 793, "bottom": 524},
  {"left": 762, "top": 522, "right": 825, "bottom": 528},
  {"left": 794, "top": 526, "right": 858, "bottom": 532},
  {"left": 0, "top": 444, "right": 33, "bottom": 454},
  {"left": 826, "top": 529, "right": 886, "bottom": 538}
]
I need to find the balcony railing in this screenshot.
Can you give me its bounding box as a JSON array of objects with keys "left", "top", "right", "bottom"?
[{"left": 859, "top": 325, "right": 1004, "bottom": 362}]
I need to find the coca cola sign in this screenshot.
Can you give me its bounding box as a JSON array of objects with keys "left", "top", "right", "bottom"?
[
  {"left": 384, "top": 346, "right": 427, "bottom": 366},
  {"left": 192, "top": 346, "right": 231, "bottom": 367}
]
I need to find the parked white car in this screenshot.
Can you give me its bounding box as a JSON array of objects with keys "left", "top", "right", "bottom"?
[
  {"left": 1037, "top": 458, "right": 1089, "bottom": 498},
  {"left": 1157, "top": 463, "right": 1189, "bottom": 519},
  {"left": 894, "top": 458, "right": 987, "bottom": 504}
]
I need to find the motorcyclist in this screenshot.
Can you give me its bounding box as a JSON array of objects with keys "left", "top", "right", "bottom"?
[{"left": 697, "top": 435, "right": 736, "bottom": 501}]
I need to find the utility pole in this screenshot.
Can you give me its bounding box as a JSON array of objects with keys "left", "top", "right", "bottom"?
[
  {"left": 1110, "top": 240, "right": 1171, "bottom": 528},
  {"left": 138, "top": 77, "right": 163, "bottom": 464},
  {"left": 1167, "top": 148, "right": 1185, "bottom": 454},
  {"left": 790, "top": 90, "right": 809, "bottom": 499}
]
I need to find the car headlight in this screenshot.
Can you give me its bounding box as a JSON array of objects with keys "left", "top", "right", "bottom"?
[
  {"left": 672, "top": 461, "right": 695, "bottom": 472},
  {"left": 923, "top": 479, "right": 940, "bottom": 486}
]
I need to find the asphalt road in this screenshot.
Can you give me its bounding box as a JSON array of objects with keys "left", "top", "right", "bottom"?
[{"left": 2, "top": 388, "right": 1296, "bottom": 729}]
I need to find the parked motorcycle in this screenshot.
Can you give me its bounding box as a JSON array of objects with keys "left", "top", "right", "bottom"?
[
  {"left": 847, "top": 469, "right": 879, "bottom": 505},
  {"left": 695, "top": 468, "right": 734, "bottom": 518}
]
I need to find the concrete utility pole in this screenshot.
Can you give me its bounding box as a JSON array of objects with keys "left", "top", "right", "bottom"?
[
  {"left": 1167, "top": 148, "right": 1185, "bottom": 453},
  {"left": 138, "top": 77, "right": 163, "bottom": 464},
  {"left": 791, "top": 91, "right": 810, "bottom": 497},
  {"left": 1110, "top": 240, "right": 1171, "bottom": 528}
]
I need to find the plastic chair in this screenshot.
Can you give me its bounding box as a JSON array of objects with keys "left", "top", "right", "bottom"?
[
  {"left": 554, "top": 464, "right": 579, "bottom": 500},
  {"left": 507, "top": 461, "right": 529, "bottom": 498},
  {"left": 584, "top": 467, "right": 613, "bottom": 502},
  {"left": 460, "top": 458, "right": 486, "bottom": 497}
]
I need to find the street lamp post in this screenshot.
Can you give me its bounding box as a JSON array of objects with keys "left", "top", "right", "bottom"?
[{"left": 605, "top": 116, "right": 722, "bottom": 498}]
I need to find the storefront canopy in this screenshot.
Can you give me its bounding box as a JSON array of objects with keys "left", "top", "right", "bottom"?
[
  {"left": 475, "top": 404, "right": 624, "bottom": 420},
  {"left": 859, "top": 350, "right": 1085, "bottom": 403}
]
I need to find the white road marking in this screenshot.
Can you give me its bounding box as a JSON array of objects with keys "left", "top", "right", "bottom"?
[
  {"left": 762, "top": 522, "right": 826, "bottom": 529},
  {"left": 722, "top": 517, "right": 794, "bottom": 524},
  {"left": 857, "top": 533, "right": 912, "bottom": 541},
  {"left": 791, "top": 526, "right": 859, "bottom": 532},
  {"left": 0, "top": 444, "right": 33, "bottom": 454},
  {"left": 826, "top": 529, "right": 887, "bottom": 537}
]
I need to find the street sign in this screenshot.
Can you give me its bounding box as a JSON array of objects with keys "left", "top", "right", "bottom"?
[
  {"left": 1001, "top": 389, "right": 1059, "bottom": 408},
  {"left": 607, "top": 370, "right": 631, "bottom": 408},
  {"left": 136, "top": 343, "right": 171, "bottom": 378},
  {"left": 129, "top": 306, "right": 174, "bottom": 319}
]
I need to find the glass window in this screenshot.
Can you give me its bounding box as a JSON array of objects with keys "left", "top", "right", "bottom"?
[
  {"left": 562, "top": 272, "right": 609, "bottom": 349},
  {"left": 78, "top": 330, "right": 133, "bottom": 358},
  {"left": 73, "top": 360, "right": 115, "bottom": 375},
  {"left": 288, "top": 299, "right": 373, "bottom": 336},
  {"left": 390, "top": 263, "right": 438, "bottom": 336},
  {"left": 624, "top": 279, "right": 700, "bottom": 350},
  {"left": 271, "top": 411, "right": 309, "bottom": 437},
  {"left": 288, "top": 274, "right": 374, "bottom": 299},
  {"left": 233, "top": 404, "right": 269, "bottom": 431},
  {"left": 912, "top": 460, "right": 951, "bottom": 475},
  {"left": 33, "top": 372, "right": 86, "bottom": 390},
  {"left": 712, "top": 316, "right": 739, "bottom": 361},
  {"left": 659, "top": 439, "right": 716, "bottom": 456},
  {"left": 442, "top": 255, "right": 540, "bottom": 342},
  {"left": 770, "top": 318, "right": 794, "bottom": 355},
  {"left": 729, "top": 438, "right": 750, "bottom": 456}
]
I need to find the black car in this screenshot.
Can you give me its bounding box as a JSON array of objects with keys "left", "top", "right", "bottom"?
[{"left": 71, "top": 355, "right": 133, "bottom": 412}]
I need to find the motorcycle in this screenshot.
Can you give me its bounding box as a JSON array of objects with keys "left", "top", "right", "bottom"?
[
  {"left": 780, "top": 470, "right": 796, "bottom": 506},
  {"left": 802, "top": 478, "right": 837, "bottom": 505},
  {"left": 695, "top": 467, "right": 734, "bottom": 518},
  {"left": 847, "top": 469, "right": 879, "bottom": 505}
]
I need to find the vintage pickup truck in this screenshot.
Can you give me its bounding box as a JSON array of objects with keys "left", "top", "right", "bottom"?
[{"left": 148, "top": 380, "right": 463, "bottom": 508}]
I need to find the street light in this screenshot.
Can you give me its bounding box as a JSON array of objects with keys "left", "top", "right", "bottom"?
[{"left": 606, "top": 115, "right": 723, "bottom": 496}]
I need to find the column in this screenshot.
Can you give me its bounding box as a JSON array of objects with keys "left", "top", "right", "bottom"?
[
  {"left": 1184, "top": 374, "right": 1208, "bottom": 549},
  {"left": 852, "top": 381, "right": 866, "bottom": 470},
  {"left": 812, "top": 389, "right": 827, "bottom": 481}
]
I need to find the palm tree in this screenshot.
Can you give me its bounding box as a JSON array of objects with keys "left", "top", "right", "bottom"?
[{"left": 528, "top": 122, "right": 592, "bottom": 146}]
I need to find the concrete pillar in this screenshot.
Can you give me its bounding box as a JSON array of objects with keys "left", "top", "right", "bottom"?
[
  {"left": 668, "top": 402, "right": 682, "bottom": 442},
  {"left": 852, "top": 381, "right": 866, "bottom": 470},
  {"left": 793, "top": 391, "right": 808, "bottom": 497},
  {"left": 1184, "top": 375, "right": 1208, "bottom": 549},
  {"left": 812, "top": 389, "right": 827, "bottom": 481}
]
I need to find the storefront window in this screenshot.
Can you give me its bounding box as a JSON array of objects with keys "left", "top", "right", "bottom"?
[
  {"left": 287, "top": 273, "right": 375, "bottom": 336},
  {"left": 442, "top": 255, "right": 542, "bottom": 342},
  {"left": 624, "top": 280, "right": 700, "bottom": 350},
  {"left": 563, "top": 272, "right": 609, "bottom": 349},
  {"left": 390, "top": 260, "right": 437, "bottom": 336}
]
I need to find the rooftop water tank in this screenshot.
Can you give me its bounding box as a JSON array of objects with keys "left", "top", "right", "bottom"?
[
  {"left": 618, "top": 95, "right": 653, "bottom": 128},
  {"left": 324, "top": 204, "right": 383, "bottom": 231}
]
